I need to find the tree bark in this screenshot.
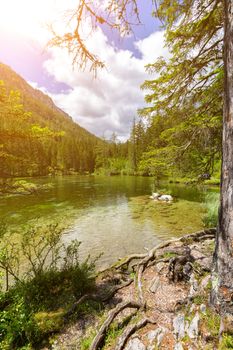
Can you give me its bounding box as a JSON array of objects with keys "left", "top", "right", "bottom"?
[{"left": 211, "top": 0, "right": 233, "bottom": 313}]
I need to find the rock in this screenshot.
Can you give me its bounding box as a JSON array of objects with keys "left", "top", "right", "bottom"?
[
  {"left": 173, "top": 314, "right": 185, "bottom": 340},
  {"left": 151, "top": 192, "right": 160, "bottom": 200},
  {"left": 156, "top": 262, "right": 166, "bottom": 273},
  {"left": 198, "top": 257, "right": 212, "bottom": 271},
  {"left": 220, "top": 314, "right": 233, "bottom": 335},
  {"left": 158, "top": 194, "right": 173, "bottom": 201},
  {"left": 147, "top": 327, "right": 167, "bottom": 347},
  {"left": 174, "top": 342, "right": 184, "bottom": 350},
  {"left": 187, "top": 312, "right": 199, "bottom": 339},
  {"left": 190, "top": 245, "right": 206, "bottom": 260},
  {"left": 125, "top": 337, "right": 146, "bottom": 350},
  {"left": 200, "top": 304, "right": 206, "bottom": 313},
  {"left": 149, "top": 277, "right": 161, "bottom": 293},
  {"left": 189, "top": 303, "right": 196, "bottom": 314},
  {"left": 183, "top": 262, "right": 193, "bottom": 279},
  {"left": 189, "top": 274, "right": 199, "bottom": 298},
  {"left": 200, "top": 275, "right": 210, "bottom": 292}
]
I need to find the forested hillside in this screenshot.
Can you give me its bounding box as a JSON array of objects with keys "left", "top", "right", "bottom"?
[{"left": 0, "top": 63, "right": 101, "bottom": 177}]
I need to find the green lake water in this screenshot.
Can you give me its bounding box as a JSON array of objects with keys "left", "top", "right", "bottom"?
[{"left": 0, "top": 176, "right": 218, "bottom": 269}]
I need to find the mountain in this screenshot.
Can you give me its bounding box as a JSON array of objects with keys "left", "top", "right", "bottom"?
[{"left": 0, "top": 62, "right": 101, "bottom": 177}]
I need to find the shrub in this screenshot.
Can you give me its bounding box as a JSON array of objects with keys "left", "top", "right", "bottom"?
[{"left": 0, "top": 224, "right": 97, "bottom": 349}]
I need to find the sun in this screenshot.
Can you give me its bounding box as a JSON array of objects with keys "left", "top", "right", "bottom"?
[{"left": 0, "top": 0, "right": 77, "bottom": 45}]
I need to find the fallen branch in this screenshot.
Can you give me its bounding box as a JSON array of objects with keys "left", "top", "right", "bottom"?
[
  {"left": 115, "top": 317, "right": 157, "bottom": 350},
  {"left": 89, "top": 300, "right": 143, "bottom": 350}
]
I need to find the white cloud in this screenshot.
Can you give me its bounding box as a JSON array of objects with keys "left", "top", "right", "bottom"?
[
  {"left": 135, "top": 31, "right": 169, "bottom": 63},
  {"left": 0, "top": 1, "right": 169, "bottom": 140},
  {"left": 43, "top": 28, "right": 168, "bottom": 140}
]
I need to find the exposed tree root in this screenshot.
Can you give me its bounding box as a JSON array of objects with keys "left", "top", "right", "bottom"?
[
  {"left": 115, "top": 317, "right": 157, "bottom": 350},
  {"left": 136, "top": 265, "right": 145, "bottom": 304},
  {"left": 64, "top": 279, "right": 133, "bottom": 320},
  {"left": 89, "top": 300, "right": 143, "bottom": 350},
  {"left": 79, "top": 229, "right": 216, "bottom": 349},
  {"left": 115, "top": 254, "right": 147, "bottom": 270},
  {"left": 132, "top": 229, "right": 215, "bottom": 303}
]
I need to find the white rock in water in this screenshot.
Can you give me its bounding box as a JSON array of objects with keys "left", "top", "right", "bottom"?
[
  {"left": 152, "top": 192, "right": 160, "bottom": 199},
  {"left": 158, "top": 194, "right": 173, "bottom": 201}
]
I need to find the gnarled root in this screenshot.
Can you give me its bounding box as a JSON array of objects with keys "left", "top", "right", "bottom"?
[
  {"left": 115, "top": 317, "right": 156, "bottom": 350},
  {"left": 89, "top": 300, "right": 143, "bottom": 350},
  {"left": 64, "top": 278, "right": 133, "bottom": 320},
  {"left": 115, "top": 253, "right": 147, "bottom": 270}
]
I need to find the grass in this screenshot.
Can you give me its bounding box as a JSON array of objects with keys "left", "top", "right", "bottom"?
[
  {"left": 159, "top": 251, "right": 178, "bottom": 259},
  {"left": 80, "top": 330, "right": 97, "bottom": 350},
  {"left": 202, "top": 192, "right": 219, "bottom": 228},
  {"left": 200, "top": 308, "right": 221, "bottom": 338},
  {"left": 219, "top": 334, "right": 233, "bottom": 349}
]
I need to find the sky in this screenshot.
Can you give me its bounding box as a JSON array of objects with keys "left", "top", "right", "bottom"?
[{"left": 0, "top": 0, "right": 168, "bottom": 140}]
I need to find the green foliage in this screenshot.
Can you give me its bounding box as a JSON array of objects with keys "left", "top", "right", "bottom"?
[
  {"left": 80, "top": 330, "right": 97, "bottom": 350},
  {"left": 219, "top": 334, "right": 233, "bottom": 349},
  {"left": 0, "top": 64, "right": 101, "bottom": 177},
  {"left": 104, "top": 322, "right": 124, "bottom": 347},
  {"left": 130, "top": 0, "right": 223, "bottom": 179},
  {"left": 0, "top": 223, "right": 97, "bottom": 349},
  {"left": 202, "top": 192, "right": 219, "bottom": 227},
  {"left": 200, "top": 308, "right": 221, "bottom": 338}
]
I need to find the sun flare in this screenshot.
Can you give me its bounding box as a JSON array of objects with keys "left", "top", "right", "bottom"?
[{"left": 0, "top": 0, "right": 77, "bottom": 44}]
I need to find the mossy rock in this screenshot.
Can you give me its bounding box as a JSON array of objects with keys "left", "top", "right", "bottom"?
[{"left": 34, "top": 310, "right": 65, "bottom": 334}]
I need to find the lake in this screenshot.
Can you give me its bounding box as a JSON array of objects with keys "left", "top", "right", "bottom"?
[{"left": 0, "top": 176, "right": 216, "bottom": 269}]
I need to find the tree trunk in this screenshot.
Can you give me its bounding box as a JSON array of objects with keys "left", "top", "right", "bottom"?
[{"left": 211, "top": 0, "right": 233, "bottom": 313}]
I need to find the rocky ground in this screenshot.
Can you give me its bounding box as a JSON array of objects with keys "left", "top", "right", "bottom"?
[{"left": 44, "top": 228, "right": 233, "bottom": 350}]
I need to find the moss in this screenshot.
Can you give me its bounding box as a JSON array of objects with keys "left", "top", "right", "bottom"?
[
  {"left": 34, "top": 310, "right": 64, "bottom": 334},
  {"left": 193, "top": 295, "right": 207, "bottom": 305},
  {"left": 103, "top": 322, "right": 124, "bottom": 348},
  {"left": 159, "top": 251, "right": 178, "bottom": 259},
  {"left": 80, "top": 330, "right": 97, "bottom": 350},
  {"left": 219, "top": 334, "right": 233, "bottom": 349},
  {"left": 200, "top": 308, "right": 220, "bottom": 338}
]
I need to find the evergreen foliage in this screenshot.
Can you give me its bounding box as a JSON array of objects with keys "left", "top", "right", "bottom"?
[
  {"left": 0, "top": 63, "right": 101, "bottom": 177},
  {"left": 137, "top": 0, "right": 222, "bottom": 178}
]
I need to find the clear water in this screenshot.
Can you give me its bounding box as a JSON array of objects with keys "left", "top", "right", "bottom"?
[{"left": 0, "top": 176, "right": 216, "bottom": 269}]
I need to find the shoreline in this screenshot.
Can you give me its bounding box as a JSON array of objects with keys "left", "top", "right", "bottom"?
[{"left": 48, "top": 228, "right": 224, "bottom": 350}]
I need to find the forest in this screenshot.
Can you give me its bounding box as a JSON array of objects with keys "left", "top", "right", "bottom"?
[
  {"left": 0, "top": 63, "right": 100, "bottom": 178},
  {"left": 0, "top": 56, "right": 222, "bottom": 183}
]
